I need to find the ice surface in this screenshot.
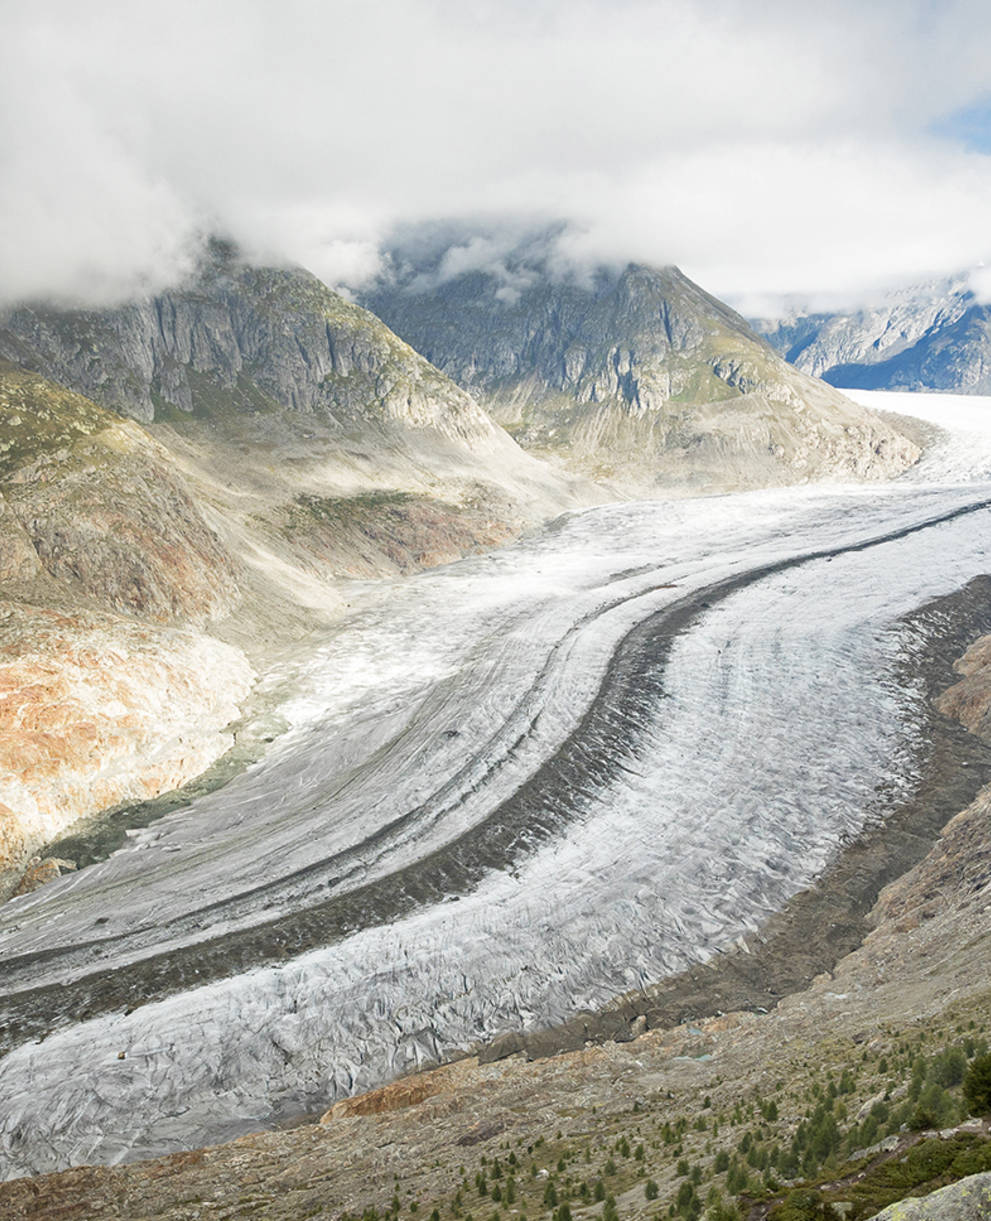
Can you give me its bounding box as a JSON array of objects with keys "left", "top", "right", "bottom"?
[{"left": 3, "top": 391, "right": 991, "bottom": 1175}]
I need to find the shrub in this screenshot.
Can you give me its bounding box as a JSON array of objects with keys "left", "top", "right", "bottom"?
[
  {"left": 645, "top": 1180, "right": 659, "bottom": 1200},
  {"left": 931, "top": 1046, "right": 967, "bottom": 1088},
  {"left": 910, "top": 1082, "right": 955, "bottom": 1130},
  {"left": 770, "top": 1188, "right": 835, "bottom": 1220}
]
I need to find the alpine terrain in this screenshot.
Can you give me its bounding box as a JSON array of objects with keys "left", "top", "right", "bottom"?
[
  {"left": 753, "top": 274, "right": 991, "bottom": 394},
  {"left": 0, "top": 244, "right": 597, "bottom": 898},
  {"left": 363, "top": 239, "right": 919, "bottom": 493}
]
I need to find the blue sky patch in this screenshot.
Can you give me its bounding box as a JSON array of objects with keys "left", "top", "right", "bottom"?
[{"left": 932, "top": 98, "right": 991, "bottom": 153}]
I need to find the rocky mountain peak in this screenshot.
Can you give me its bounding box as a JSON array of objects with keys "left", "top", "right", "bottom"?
[
  {"left": 752, "top": 274, "right": 991, "bottom": 394},
  {"left": 362, "top": 243, "right": 919, "bottom": 492}
]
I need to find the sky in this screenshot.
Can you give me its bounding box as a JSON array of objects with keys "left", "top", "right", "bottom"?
[{"left": 3, "top": 0, "right": 991, "bottom": 311}]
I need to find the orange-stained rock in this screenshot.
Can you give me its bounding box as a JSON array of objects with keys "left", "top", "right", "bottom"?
[
  {"left": 11, "top": 855, "right": 76, "bottom": 896},
  {"left": 935, "top": 632, "right": 991, "bottom": 739},
  {"left": 321, "top": 1078, "right": 444, "bottom": 1122},
  {"left": 0, "top": 600, "right": 252, "bottom": 895},
  {"left": 318, "top": 1059, "right": 489, "bottom": 1124}
]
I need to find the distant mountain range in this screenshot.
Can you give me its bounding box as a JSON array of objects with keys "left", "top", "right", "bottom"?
[{"left": 752, "top": 274, "right": 991, "bottom": 394}]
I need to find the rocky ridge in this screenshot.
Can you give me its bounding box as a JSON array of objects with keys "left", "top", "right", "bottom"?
[
  {"left": 0, "top": 242, "right": 496, "bottom": 439},
  {"left": 363, "top": 253, "right": 920, "bottom": 493}
]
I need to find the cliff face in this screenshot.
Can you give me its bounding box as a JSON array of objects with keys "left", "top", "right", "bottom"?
[
  {"left": 364, "top": 260, "right": 920, "bottom": 493},
  {"left": 754, "top": 276, "right": 991, "bottom": 394},
  {"left": 0, "top": 251, "right": 503, "bottom": 446}
]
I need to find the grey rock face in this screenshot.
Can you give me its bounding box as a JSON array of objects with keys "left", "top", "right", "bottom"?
[
  {"left": 865, "top": 1170, "right": 991, "bottom": 1219},
  {"left": 365, "top": 261, "right": 779, "bottom": 412},
  {"left": 754, "top": 277, "right": 991, "bottom": 394},
  {"left": 0, "top": 253, "right": 498, "bottom": 447},
  {"left": 363, "top": 256, "right": 919, "bottom": 491}
]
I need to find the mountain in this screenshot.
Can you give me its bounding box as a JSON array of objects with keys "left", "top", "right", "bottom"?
[
  {"left": 362, "top": 252, "right": 920, "bottom": 493},
  {"left": 0, "top": 244, "right": 600, "bottom": 617},
  {"left": 753, "top": 275, "right": 991, "bottom": 393},
  {"left": 0, "top": 249, "right": 598, "bottom": 896}
]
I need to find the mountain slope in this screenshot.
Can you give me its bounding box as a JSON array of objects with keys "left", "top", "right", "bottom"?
[
  {"left": 0, "top": 250, "right": 601, "bottom": 638},
  {"left": 0, "top": 245, "right": 597, "bottom": 537},
  {"left": 363, "top": 257, "right": 920, "bottom": 493},
  {"left": 0, "top": 255, "right": 600, "bottom": 897},
  {"left": 0, "top": 363, "right": 252, "bottom": 897},
  {"left": 754, "top": 276, "right": 991, "bottom": 393}
]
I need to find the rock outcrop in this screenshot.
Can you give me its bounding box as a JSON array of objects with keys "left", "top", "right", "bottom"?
[
  {"left": 364, "top": 250, "right": 920, "bottom": 493},
  {"left": 865, "top": 1171, "right": 991, "bottom": 1219}
]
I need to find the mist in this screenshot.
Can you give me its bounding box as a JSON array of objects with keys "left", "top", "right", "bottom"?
[{"left": 3, "top": 0, "right": 991, "bottom": 309}]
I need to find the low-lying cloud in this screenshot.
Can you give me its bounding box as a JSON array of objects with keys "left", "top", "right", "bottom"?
[{"left": 3, "top": 0, "right": 991, "bottom": 309}]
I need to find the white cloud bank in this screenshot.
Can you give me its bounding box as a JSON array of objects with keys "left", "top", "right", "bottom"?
[{"left": 2, "top": 0, "right": 991, "bottom": 307}]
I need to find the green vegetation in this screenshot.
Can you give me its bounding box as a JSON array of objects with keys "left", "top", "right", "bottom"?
[
  {"left": 332, "top": 1005, "right": 991, "bottom": 1221},
  {"left": 0, "top": 362, "right": 120, "bottom": 479},
  {"left": 964, "top": 1054, "right": 991, "bottom": 1115}
]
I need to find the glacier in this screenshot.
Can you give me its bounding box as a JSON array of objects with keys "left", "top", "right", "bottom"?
[{"left": 3, "top": 390, "right": 991, "bottom": 1175}]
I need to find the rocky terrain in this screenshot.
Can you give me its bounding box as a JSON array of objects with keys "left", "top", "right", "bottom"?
[
  {"left": 754, "top": 276, "right": 991, "bottom": 395},
  {"left": 3, "top": 619, "right": 991, "bottom": 1220},
  {"left": 0, "top": 252, "right": 599, "bottom": 898},
  {"left": 363, "top": 247, "right": 919, "bottom": 493},
  {"left": 0, "top": 243, "right": 931, "bottom": 904},
  {"left": 0, "top": 363, "right": 252, "bottom": 895}
]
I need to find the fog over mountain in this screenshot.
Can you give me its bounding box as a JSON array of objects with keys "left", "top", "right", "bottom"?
[{"left": 4, "top": 0, "right": 991, "bottom": 308}]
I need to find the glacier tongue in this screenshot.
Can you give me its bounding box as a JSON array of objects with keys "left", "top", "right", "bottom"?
[{"left": 3, "top": 392, "right": 991, "bottom": 1176}]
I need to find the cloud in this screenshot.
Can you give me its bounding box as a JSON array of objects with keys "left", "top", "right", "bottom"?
[{"left": 3, "top": 0, "right": 991, "bottom": 307}]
